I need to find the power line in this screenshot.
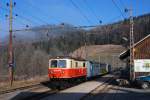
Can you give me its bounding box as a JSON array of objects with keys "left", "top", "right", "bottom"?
[
  {"left": 0, "top": 6, "right": 39, "bottom": 25},
  {"left": 105, "top": 15, "right": 123, "bottom": 25},
  {"left": 70, "top": 0, "right": 92, "bottom": 25},
  {"left": 24, "top": 0, "right": 61, "bottom": 23},
  {"left": 15, "top": 6, "right": 49, "bottom": 25},
  {"left": 2, "top": 3, "right": 49, "bottom": 25},
  {"left": 12, "top": 14, "right": 128, "bottom": 33},
  {"left": 111, "top": 0, "right": 125, "bottom": 19},
  {"left": 119, "top": 0, "right": 126, "bottom": 9},
  {"left": 13, "top": 24, "right": 102, "bottom": 32},
  {"left": 17, "top": 14, "right": 39, "bottom": 25},
  {"left": 0, "top": 5, "right": 58, "bottom": 31},
  {"left": 84, "top": 0, "right": 100, "bottom": 23}
]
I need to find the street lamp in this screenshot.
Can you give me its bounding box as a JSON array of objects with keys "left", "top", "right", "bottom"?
[{"left": 122, "top": 37, "right": 128, "bottom": 42}]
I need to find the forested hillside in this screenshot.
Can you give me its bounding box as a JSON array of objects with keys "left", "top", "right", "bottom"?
[{"left": 29, "top": 13, "right": 150, "bottom": 55}]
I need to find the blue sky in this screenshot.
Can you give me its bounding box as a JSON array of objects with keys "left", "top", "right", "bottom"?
[{"left": 0, "top": 0, "right": 150, "bottom": 39}]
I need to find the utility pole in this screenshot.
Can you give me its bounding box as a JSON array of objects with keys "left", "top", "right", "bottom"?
[
  {"left": 125, "top": 6, "right": 134, "bottom": 80},
  {"left": 8, "top": 0, "right": 14, "bottom": 86},
  {"left": 129, "top": 7, "right": 135, "bottom": 80}
]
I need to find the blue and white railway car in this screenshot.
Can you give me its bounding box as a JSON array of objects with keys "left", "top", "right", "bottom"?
[
  {"left": 86, "top": 61, "right": 111, "bottom": 78},
  {"left": 100, "top": 63, "right": 111, "bottom": 74},
  {"left": 86, "top": 61, "right": 101, "bottom": 78}
]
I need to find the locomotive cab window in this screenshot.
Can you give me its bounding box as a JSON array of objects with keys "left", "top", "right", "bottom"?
[
  {"left": 51, "top": 60, "right": 57, "bottom": 68},
  {"left": 58, "top": 60, "right": 66, "bottom": 68}
]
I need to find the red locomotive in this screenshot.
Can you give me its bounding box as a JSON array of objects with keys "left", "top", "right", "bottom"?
[{"left": 48, "top": 57, "right": 87, "bottom": 80}]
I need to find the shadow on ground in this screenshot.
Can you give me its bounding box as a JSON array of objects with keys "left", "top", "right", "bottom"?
[
  {"left": 10, "top": 73, "right": 150, "bottom": 100},
  {"left": 10, "top": 87, "right": 150, "bottom": 100}
]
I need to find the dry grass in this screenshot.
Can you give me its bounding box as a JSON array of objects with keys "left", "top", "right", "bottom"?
[
  {"left": 72, "top": 44, "right": 125, "bottom": 58},
  {"left": 71, "top": 44, "right": 126, "bottom": 70},
  {"left": 0, "top": 75, "right": 48, "bottom": 93}
]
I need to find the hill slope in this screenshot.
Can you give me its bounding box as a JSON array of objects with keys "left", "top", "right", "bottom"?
[{"left": 71, "top": 44, "right": 126, "bottom": 70}]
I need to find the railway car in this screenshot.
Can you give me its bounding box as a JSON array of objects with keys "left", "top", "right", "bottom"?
[
  {"left": 100, "top": 63, "right": 111, "bottom": 74},
  {"left": 48, "top": 57, "right": 111, "bottom": 81},
  {"left": 86, "top": 61, "right": 100, "bottom": 78},
  {"left": 86, "top": 61, "right": 111, "bottom": 78},
  {"left": 48, "top": 57, "right": 87, "bottom": 80}
]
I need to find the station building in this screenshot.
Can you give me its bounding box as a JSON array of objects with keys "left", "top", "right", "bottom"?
[{"left": 119, "top": 34, "right": 150, "bottom": 79}]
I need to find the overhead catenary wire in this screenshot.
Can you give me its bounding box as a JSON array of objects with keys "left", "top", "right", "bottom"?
[
  {"left": 0, "top": 5, "right": 49, "bottom": 25},
  {"left": 1, "top": 1, "right": 123, "bottom": 32},
  {"left": 84, "top": 0, "right": 101, "bottom": 23},
  {"left": 0, "top": 6, "right": 39, "bottom": 25},
  {"left": 17, "top": 14, "right": 39, "bottom": 25},
  {"left": 12, "top": 13, "right": 125, "bottom": 32},
  {"left": 0, "top": 1, "right": 128, "bottom": 35},
  {"left": 0, "top": 6, "right": 41, "bottom": 41},
  {"left": 15, "top": 6, "right": 49, "bottom": 25},
  {"left": 119, "top": 0, "right": 126, "bottom": 9},
  {"left": 70, "top": 0, "right": 93, "bottom": 25},
  {"left": 13, "top": 25, "right": 100, "bottom": 32},
  {"left": 105, "top": 15, "right": 124, "bottom": 25},
  {"left": 111, "top": 0, "right": 126, "bottom": 19},
  {"left": 24, "top": 0, "right": 61, "bottom": 23},
  {"left": 119, "top": 0, "right": 129, "bottom": 18},
  {"left": 12, "top": 1, "right": 51, "bottom": 25}
]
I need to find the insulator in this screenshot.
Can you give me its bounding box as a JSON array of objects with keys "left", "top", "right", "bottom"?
[
  {"left": 5, "top": 14, "right": 8, "bottom": 18},
  {"left": 124, "top": 8, "right": 128, "bottom": 13},
  {"left": 26, "top": 25, "right": 29, "bottom": 28},
  {"left": 14, "top": 2, "right": 16, "bottom": 6},
  {"left": 99, "top": 20, "right": 102, "bottom": 24},
  {"left": 6, "top": 3, "right": 9, "bottom": 6}
]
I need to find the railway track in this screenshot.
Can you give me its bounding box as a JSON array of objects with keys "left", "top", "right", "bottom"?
[
  {"left": 80, "top": 77, "right": 114, "bottom": 100},
  {"left": 0, "top": 79, "right": 84, "bottom": 100},
  {"left": 0, "top": 74, "right": 117, "bottom": 100},
  {"left": 81, "top": 74, "right": 119, "bottom": 100},
  {"left": 0, "top": 83, "right": 42, "bottom": 95},
  {"left": 26, "top": 74, "right": 116, "bottom": 100},
  {"left": 0, "top": 83, "right": 57, "bottom": 100},
  {"left": 15, "top": 89, "right": 59, "bottom": 100}
]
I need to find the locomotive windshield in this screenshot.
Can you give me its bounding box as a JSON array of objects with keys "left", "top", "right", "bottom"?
[
  {"left": 50, "top": 60, "right": 66, "bottom": 68},
  {"left": 58, "top": 60, "right": 66, "bottom": 68},
  {"left": 51, "top": 60, "right": 57, "bottom": 68}
]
